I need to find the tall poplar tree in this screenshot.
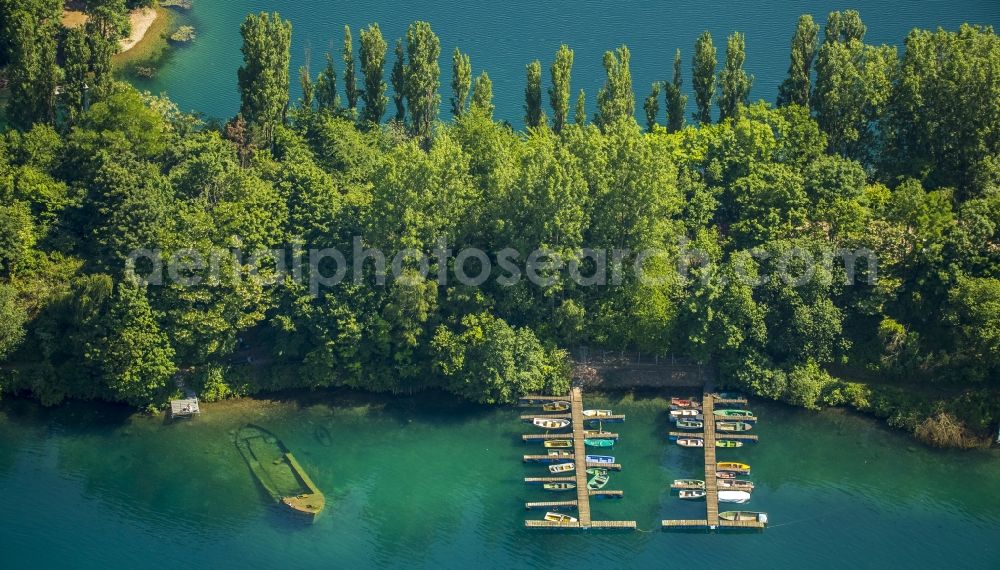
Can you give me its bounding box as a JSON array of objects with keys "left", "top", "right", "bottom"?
[
  {"left": 549, "top": 44, "right": 574, "bottom": 133},
  {"left": 5, "top": 5, "right": 61, "bottom": 128},
  {"left": 343, "top": 25, "right": 360, "bottom": 110},
  {"left": 524, "top": 60, "right": 544, "bottom": 128},
  {"left": 404, "top": 21, "right": 441, "bottom": 140},
  {"left": 664, "top": 49, "right": 687, "bottom": 132},
  {"left": 718, "top": 31, "right": 753, "bottom": 121},
  {"left": 595, "top": 45, "right": 634, "bottom": 129},
  {"left": 470, "top": 71, "right": 494, "bottom": 118},
  {"left": 315, "top": 52, "right": 340, "bottom": 111},
  {"left": 62, "top": 26, "right": 91, "bottom": 124},
  {"left": 574, "top": 89, "right": 586, "bottom": 125},
  {"left": 237, "top": 12, "right": 292, "bottom": 142},
  {"left": 391, "top": 38, "right": 406, "bottom": 122},
  {"left": 692, "top": 31, "right": 717, "bottom": 125},
  {"left": 644, "top": 82, "right": 661, "bottom": 131},
  {"left": 451, "top": 48, "right": 472, "bottom": 117},
  {"left": 777, "top": 14, "right": 820, "bottom": 107},
  {"left": 359, "top": 23, "right": 389, "bottom": 125}
]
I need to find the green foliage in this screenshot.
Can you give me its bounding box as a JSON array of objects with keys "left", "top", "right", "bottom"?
[
  {"left": 595, "top": 46, "right": 634, "bottom": 130},
  {"left": 643, "top": 82, "right": 661, "bottom": 131},
  {"left": 390, "top": 38, "right": 406, "bottom": 122},
  {"left": 342, "top": 25, "right": 359, "bottom": 111},
  {"left": 692, "top": 31, "right": 716, "bottom": 125},
  {"left": 549, "top": 45, "right": 574, "bottom": 133},
  {"left": 237, "top": 12, "right": 292, "bottom": 142},
  {"left": 451, "top": 48, "right": 472, "bottom": 118},
  {"left": 404, "top": 21, "right": 441, "bottom": 141},
  {"left": 0, "top": 283, "right": 27, "bottom": 360},
  {"left": 315, "top": 52, "right": 340, "bottom": 112},
  {"left": 777, "top": 15, "right": 819, "bottom": 107},
  {"left": 718, "top": 32, "right": 753, "bottom": 122},
  {"left": 470, "top": 72, "right": 494, "bottom": 119},
  {"left": 524, "top": 60, "right": 544, "bottom": 128},
  {"left": 359, "top": 23, "right": 389, "bottom": 125},
  {"left": 664, "top": 49, "right": 687, "bottom": 132}
]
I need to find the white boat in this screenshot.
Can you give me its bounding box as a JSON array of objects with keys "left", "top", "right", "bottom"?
[
  {"left": 548, "top": 462, "right": 575, "bottom": 474},
  {"left": 544, "top": 512, "right": 578, "bottom": 523},
  {"left": 582, "top": 409, "right": 613, "bottom": 417},
  {"left": 718, "top": 490, "right": 752, "bottom": 504},
  {"left": 676, "top": 438, "right": 704, "bottom": 448},
  {"left": 547, "top": 450, "right": 572, "bottom": 457},
  {"left": 585, "top": 455, "right": 615, "bottom": 464},
  {"left": 533, "top": 418, "right": 570, "bottom": 429},
  {"left": 670, "top": 409, "right": 701, "bottom": 418},
  {"left": 679, "top": 489, "right": 707, "bottom": 500}
]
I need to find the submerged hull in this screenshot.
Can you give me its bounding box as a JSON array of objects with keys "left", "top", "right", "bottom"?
[{"left": 234, "top": 424, "right": 325, "bottom": 521}]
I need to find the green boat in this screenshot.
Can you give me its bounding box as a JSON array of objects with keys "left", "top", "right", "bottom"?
[
  {"left": 713, "top": 409, "right": 754, "bottom": 418},
  {"left": 716, "top": 440, "right": 743, "bottom": 448},
  {"left": 716, "top": 421, "right": 753, "bottom": 432},
  {"left": 584, "top": 438, "right": 615, "bottom": 448},
  {"left": 543, "top": 482, "right": 575, "bottom": 491},
  {"left": 587, "top": 471, "right": 610, "bottom": 490},
  {"left": 234, "top": 424, "right": 325, "bottom": 521}
]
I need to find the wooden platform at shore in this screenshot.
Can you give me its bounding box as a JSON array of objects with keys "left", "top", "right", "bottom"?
[{"left": 169, "top": 398, "right": 200, "bottom": 417}]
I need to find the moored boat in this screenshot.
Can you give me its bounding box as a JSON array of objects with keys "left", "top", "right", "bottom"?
[
  {"left": 716, "top": 471, "right": 737, "bottom": 480},
  {"left": 676, "top": 437, "right": 704, "bottom": 448},
  {"left": 584, "top": 438, "right": 615, "bottom": 448},
  {"left": 547, "top": 450, "right": 572, "bottom": 457},
  {"left": 542, "top": 401, "right": 570, "bottom": 412},
  {"left": 716, "top": 421, "right": 753, "bottom": 432},
  {"left": 543, "top": 482, "right": 575, "bottom": 491},
  {"left": 587, "top": 471, "right": 610, "bottom": 490},
  {"left": 713, "top": 409, "right": 754, "bottom": 418},
  {"left": 533, "top": 418, "right": 570, "bottom": 429},
  {"left": 582, "top": 409, "right": 613, "bottom": 417},
  {"left": 234, "top": 424, "right": 325, "bottom": 521},
  {"left": 718, "top": 479, "right": 754, "bottom": 490},
  {"left": 544, "top": 512, "right": 578, "bottom": 524},
  {"left": 548, "top": 462, "right": 575, "bottom": 474},
  {"left": 671, "top": 479, "right": 705, "bottom": 489},
  {"left": 670, "top": 409, "right": 701, "bottom": 418},
  {"left": 675, "top": 419, "right": 703, "bottom": 430},
  {"left": 670, "top": 397, "right": 700, "bottom": 408},
  {"left": 718, "top": 490, "right": 752, "bottom": 503},
  {"left": 586, "top": 467, "right": 609, "bottom": 476},
  {"left": 719, "top": 511, "right": 767, "bottom": 524},
  {"left": 585, "top": 454, "right": 615, "bottom": 464},
  {"left": 716, "top": 439, "right": 743, "bottom": 448},
  {"left": 582, "top": 430, "right": 614, "bottom": 438},
  {"left": 679, "top": 489, "right": 707, "bottom": 500},
  {"left": 717, "top": 462, "right": 751, "bottom": 473},
  {"left": 543, "top": 439, "right": 573, "bottom": 449}
]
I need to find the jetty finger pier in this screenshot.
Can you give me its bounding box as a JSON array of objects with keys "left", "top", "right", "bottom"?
[
  {"left": 519, "top": 388, "right": 767, "bottom": 531},
  {"left": 520, "top": 387, "right": 635, "bottom": 529}
]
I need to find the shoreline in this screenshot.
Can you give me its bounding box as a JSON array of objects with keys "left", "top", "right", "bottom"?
[{"left": 61, "top": 7, "right": 161, "bottom": 55}]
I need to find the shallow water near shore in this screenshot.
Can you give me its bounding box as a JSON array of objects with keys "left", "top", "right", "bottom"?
[
  {"left": 136, "top": 0, "right": 1000, "bottom": 126},
  {"left": 0, "top": 390, "right": 997, "bottom": 569}
]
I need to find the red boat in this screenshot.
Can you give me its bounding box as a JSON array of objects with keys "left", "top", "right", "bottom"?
[{"left": 671, "top": 397, "right": 697, "bottom": 408}]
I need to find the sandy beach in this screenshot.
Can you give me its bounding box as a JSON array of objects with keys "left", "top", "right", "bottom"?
[{"left": 60, "top": 7, "right": 158, "bottom": 54}]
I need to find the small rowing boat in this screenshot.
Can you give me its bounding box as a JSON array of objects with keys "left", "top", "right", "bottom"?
[
  {"left": 717, "top": 462, "right": 751, "bottom": 473},
  {"left": 583, "top": 430, "right": 613, "bottom": 438},
  {"left": 543, "top": 439, "right": 573, "bottom": 449},
  {"left": 533, "top": 418, "right": 570, "bottom": 429},
  {"left": 583, "top": 409, "right": 613, "bottom": 417},
  {"left": 543, "top": 482, "right": 575, "bottom": 491},
  {"left": 670, "top": 409, "right": 701, "bottom": 418},
  {"left": 670, "top": 397, "right": 700, "bottom": 408},
  {"left": 671, "top": 479, "right": 705, "bottom": 489},
  {"left": 713, "top": 409, "right": 754, "bottom": 418},
  {"left": 716, "top": 421, "right": 753, "bottom": 432},
  {"left": 587, "top": 471, "right": 610, "bottom": 490},
  {"left": 675, "top": 419, "right": 703, "bottom": 430},
  {"left": 544, "top": 512, "right": 577, "bottom": 524},
  {"left": 718, "top": 479, "right": 754, "bottom": 490},
  {"left": 679, "top": 489, "right": 706, "bottom": 500},
  {"left": 585, "top": 455, "right": 615, "bottom": 464},
  {"left": 719, "top": 490, "right": 752, "bottom": 504},
  {"left": 547, "top": 450, "right": 572, "bottom": 457},
  {"left": 542, "top": 401, "right": 570, "bottom": 412},
  {"left": 719, "top": 511, "right": 767, "bottom": 524},
  {"left": 548, "top": 462, "right": 575, "bottom": 474},
  {"left": 586, "top": 467, "right": 609, "bottom": 476},
  {"left": 584, "top": 438, "right": 615, "bottom": 448},
  {"left": 676, "top": 437, "right": 704, "bottom": 448},
  {"left": 716, "top": 439, "right": 743, "bottom": 448},
  {"left": 716, "top": 471, "right": 737, "bottom": 480}
]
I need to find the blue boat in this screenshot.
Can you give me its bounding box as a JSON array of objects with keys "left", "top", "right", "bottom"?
[{"left": 586, "top": 454, "right": 615, "bottom": 464}]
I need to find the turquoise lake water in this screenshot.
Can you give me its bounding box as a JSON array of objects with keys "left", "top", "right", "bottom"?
[
  {"left": 0, "top": 390, "right": 998, "bottom": 569},
  {"left": 138, "top": 1, "right": 1000, "bottom": 126}
]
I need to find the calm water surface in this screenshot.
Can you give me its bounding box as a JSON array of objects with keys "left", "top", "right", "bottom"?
[
  {"left": 138, "top": 1, "right": 1000, "bottom": 125},
  {"left": 0, "top": 391, "right": 997, "bottom": 569}
]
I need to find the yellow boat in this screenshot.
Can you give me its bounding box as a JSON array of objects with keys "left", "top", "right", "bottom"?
[
  {"left": 544, "top": 512, "right": 578, "bottom": 524},
  {"left": 543, "top": 439, "right": 573, "bottom": 448},
  {"left": 717, "top": 462, "right": 751, "bottom": 473},
  {"left": 548, "top": 462, "right": 575, "bottom": 474}
]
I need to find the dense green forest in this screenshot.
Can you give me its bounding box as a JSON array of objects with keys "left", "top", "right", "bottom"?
[{"left": 0, "top": 3, "right": 998, "bottom": 443}]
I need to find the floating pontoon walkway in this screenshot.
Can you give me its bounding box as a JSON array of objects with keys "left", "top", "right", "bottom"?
[
  {"left": 520, "top": 413, "right": 626, "bottom": 423},
  {"left": 667, "top": 431, "right": 759, "bottom": 442},
  {"left": 662, "top": 394, "right": 767, "bottom": 532},
  {"left": 521, "top": 387, "right": 635, "bottom": 530},
  {"left": 521, "top": 432, "right": 619, "bottom": 441}
]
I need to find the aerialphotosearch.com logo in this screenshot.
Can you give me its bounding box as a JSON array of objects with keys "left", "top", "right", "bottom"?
[{"left": 125, "top": 236, "right": 878, "bottom": 296}]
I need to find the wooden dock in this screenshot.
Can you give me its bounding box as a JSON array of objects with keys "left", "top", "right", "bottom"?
[
  {"left": 520, "top": 413, "right": 626, "bottom": 423},
  {"left": 521, "top": 387, "right": 635, "bottom": 530},
  {"left": 662, "top": 394, "right": 766, "bottom": 532},
  {"left": 169, "top": 398, "right": 200, "bottom": 418},
  {"left": 523, "top": 454, "right": 574, "bottom": 463}
]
